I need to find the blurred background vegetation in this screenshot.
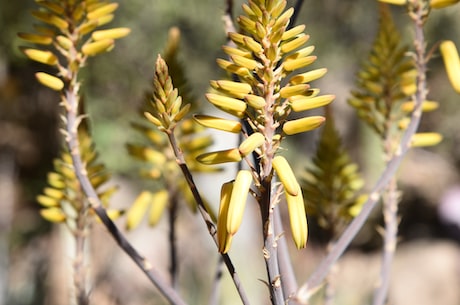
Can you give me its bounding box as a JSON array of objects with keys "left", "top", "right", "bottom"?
[{"left": 1, "top": 1, "right": 460, "bottom": 305}]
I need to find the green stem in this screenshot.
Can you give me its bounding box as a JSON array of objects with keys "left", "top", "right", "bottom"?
[{"left": 372, "top": 177, "right": 398, "bottom": 305}]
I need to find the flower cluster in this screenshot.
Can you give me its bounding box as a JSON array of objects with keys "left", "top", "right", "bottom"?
[
  {"left": 126, "top": 29, "right": 218, "bottom": 229},
  {"left": 348, "top": 4, "right": 441, "bottom": 149},
  {"left": 19, "top": 0, "right": 130, "bottom": 91},
  {"left": 194, "top": 0, "right": 335, "bottom": 252},
  {"left": 37, "top": 130, "right": 118, "bottom": 225}
]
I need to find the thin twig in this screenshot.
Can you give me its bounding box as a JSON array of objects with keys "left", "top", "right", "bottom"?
[
  {"left": 168, "top": 192, "right": 179, "bottom": 289},
  {"left": 209, "top": 257, "right": 225, "bottom": 305},
  {"left": 166, "top": 131, "right": 251, "bottom": 305},
  {"left": 273, "top": 204, "right": 298, "bottom": 301},
  {"left": 372, "top": 177, "right": 399, "bottom": 305},
  {"left": 259, "top": 180, "right": 285, "bottom": 305},
  {"left": 64, "top": 86, "right": 188, "bottom": 305},
  {"left": 73, "top": 203, "right": 89, "bottom": 305},
  {"left": 373, "top": 4, "right": 428, "bottom": 304},
  {"left": 295, "top": 2, "right": 428, "bottom": 302}
]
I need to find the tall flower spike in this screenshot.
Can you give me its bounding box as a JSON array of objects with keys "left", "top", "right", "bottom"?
[
  {"left": 20, "top": 0, "right": 130, "bottom": 91},
  {"left": 196, "top": 0, "right": 334, "bottom": 250},
  {"left": 145, "top": 55, "right": 190, "bottom": 132},
  {"left": 127, "top": 28, "right": 218, "bottom": 230},
  {"left": 348, "top": 4, "right": 441, "bottom": 148}
]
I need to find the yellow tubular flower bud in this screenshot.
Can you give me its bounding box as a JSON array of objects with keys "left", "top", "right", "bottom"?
[
  {"left": 193, "top": 115, "right": 242, "bottom": 133},
  {"left": 226, "top": 170, "right": 252, "bottom": 234},
  {"left": 231, "top": 54, "right": 260, "bottom": 70},
  {"left": 216, "top": 58, "right": 253, "bottom": 79},
  {"left": 280, "top": 84, "right": 311, "bottom": 98},
  {"left": 430, "top": 0, "right": 460, "bottom": 8},
  {"left": 272, "top": 155, "right": 300, "bottom": 196},
  {"left": 31, "top": 11, "right": 68, "bottom": 30},
  {"left": 144, "top": 112, "right": 163, "bottom": 127},
  {"left": 410, "top": 132, "right": 443, "bottom": 147},
  {"left": 96, "top": 14, "right": 115, "bottom": 27},
  {"left": 106, "top": 209, "right": 123, "bottom": 221},
  {"left": 378, "top": 0, "right": 406, "bottom": 4},
  {"left": 82, "top": 39, "right": 114, "bottom": 56},
  {"left": 290, "top": 95, "right": 335, "bottom": 112},
  {"left": 87, "top": 3, "right": 119, "bottom": 20},
  {"left": 286, "top": 46, "right": 316, "bottom": 61},
  {"left": 78, "top": 20, "right": 99, "bottom": 35},
  {"left": 37, "top": 195, "right": 59, "bottom": 207},
  {"left": 148, "top": 190, "right": 169, "bottom": 226},
  {"left": 283, "top": 56, "right": 317, "bottom": 71},
  {"left": 206, "top": 93, "right": 247, "bottom": 113},
  {"left": 56, "top": 35, "right": 73, "bottom": 50},
  {"left": 238, "top": 16, "right": 256, "bottom": 32},
  {"left": 40, "top": 207, "right": 66, "bottom": 223},
  {"left": 36, "top": 1, "right": 65, "bottom": 15},
  {"left": 196, "top": 148, "right": 242, "bottom": 165},
  {"left": 401, "top": 100, "right": 439, "bottom": 113},
  {"left": 289, "top": 68, "right": 328, "bottom": 85},
  {"left": 271, "top": 0, "right": 287, "bottom": 16},
  {"left": 281, "top": 34, "right": 310, "bottom": 54},
  {"left": 273, "top": 7, "right": 294, "bottom": 30},
  {"left": 23, "top": 49, "right": 58, "bottom": 66},
  {"left": 285, "top": 191, "right": 308, "bottom": 249},
  {"left": 92, "top": 27, "right": 131, "bottom": 41},
  {"left": 238, "top": 132, "right": 265, "bottom": 157},
  {"left": 44, "top": 187, "right": 64, "bottom": 199},
  {"left": 17, "top": 33, "right": 52, "bottom": 45},
  {"left": 216, "top": 80, "right": 252, "bottom": 95},
  {"left": 282, "top": 25, "right": 306, "bottom": 41},
  {"left": 242, "top": 3, "right": 256, "bottom": 17},
  {"left": 440, "top": 40, "right": 460, "bottom": 93},
  {"left": 218, "top": 182, "right": 234, "bottom": 253},
  {"left": 283, "top": 116, "right": 325, "bottom": 135},
  {"left": 35, "top": 72, "right": 64, "bottom": 91},
  {"left": 243, "top": 37, "right": 263, "bottom": 54},
  {"left": 172, "top": 103, "right": 190, "bottom": 123},
  {"left": 47, "top": 172, "right": 65, "bottom": 189},
  {"left": 244, "top": 94, "right": 266, "bottom": 109},
  {"left": 228, "top": 32, "right": 247, "bottom": 45},
  {"left": 222, "top": 45, "right": 252, "bottom": 58},
  {"left": 126, "top": 191, "right": 152, "bottom": 230}
]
